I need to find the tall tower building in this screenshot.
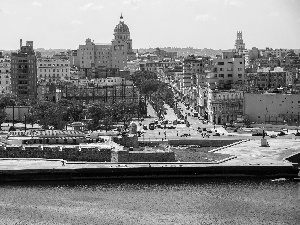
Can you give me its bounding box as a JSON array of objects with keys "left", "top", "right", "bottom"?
[
  {"left": 111, "top": 13, "right": 133, "bottom": 69},
  {"left": 11, "top": 39, "right": 37, "bottom": 99},
  {"left": 234, "top": 31, "right": 245, "bottom": 53}
]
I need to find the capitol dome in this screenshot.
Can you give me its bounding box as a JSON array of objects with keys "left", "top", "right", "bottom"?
[{"left": 114, "top": 14, "right": 130, "bottom": 34}]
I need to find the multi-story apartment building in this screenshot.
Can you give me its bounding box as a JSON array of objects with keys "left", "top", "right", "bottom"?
[
  {"left": 0, "top": 66, "right": 11, "bottom": 94},
  {"left": 71, "top": 14, "right": 135, "bottom": 71},
  {"left": 281, "top": 50, "right": 300, "bottom": 71},
  {"left": 264, "top": 48, "right": 289, "bottom": 58},
  {"left": 0, "top": 52, "right": 11, "bottom": 94},
  {"left": 256, "top": 67, "right": 287, "bottom": 89},
  {"left": 207, "top": 89, "right": 244, "bottom": 124},
  {"left": 206, "top": 52, "right": 245, "bottom": 89},
  {"left": 37, "top": 58, "right": 70, "bottom": 83},
  {"left": 182, "top": 55, "right": 207, "bottom": 88},
  {"left": 10, "top": 40, "right": 37, "bottom": 99}
]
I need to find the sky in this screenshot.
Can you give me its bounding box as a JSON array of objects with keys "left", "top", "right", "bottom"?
[{"left": 0, "top": 0, "right": 299, "bottom": 50}]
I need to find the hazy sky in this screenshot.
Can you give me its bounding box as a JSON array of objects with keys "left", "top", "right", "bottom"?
[{"left": 0, "top": 0, "right": 299, "bottom": 50}]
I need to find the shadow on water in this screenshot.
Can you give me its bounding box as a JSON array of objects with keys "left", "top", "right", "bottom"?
[{"left": 0, "top": 176, "right": 296, "bottom": 188}]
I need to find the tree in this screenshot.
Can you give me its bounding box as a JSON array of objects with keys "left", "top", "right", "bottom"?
[
  {"left": 0, "top": 110, "right": 6, "bottom": 130},
  {"left": 114, "top": 100, "right": 139, "bottom": 126},
  {"left": 58, "top": 99, "right": 84, "bottom": 122},
  {"left": 28, "top": 101, "right": 67, "bottom": 130},
  {"left": 86, "top": 102, "right": 107, "bottom": 130},
  {"left": 0, "top": 94, "right": 17, "bottom": 109}
]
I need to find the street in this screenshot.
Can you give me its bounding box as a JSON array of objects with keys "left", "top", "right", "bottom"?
[{"left": 137, "top": 101, "right": 229, "bottom": 141}]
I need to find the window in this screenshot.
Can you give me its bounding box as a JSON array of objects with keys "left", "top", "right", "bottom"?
[
  {"left": 228, "top": 74, "right": 232, "bottom": 77},
  {"left": 219, "top": 74, "right": 224, "bottom": 78},
  {"left": 238, "top": 74, "right": 242, "bottom": 78},
  {"left": 238, "top": 68, "right": 242, "bottom": 71},
  {"left": 218, "top": 62, "right": 224, "bottom": 65}
]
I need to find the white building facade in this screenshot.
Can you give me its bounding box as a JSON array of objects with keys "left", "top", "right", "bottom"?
[{"left": 37, "top": 59, "right": 70, "bottom": 83}]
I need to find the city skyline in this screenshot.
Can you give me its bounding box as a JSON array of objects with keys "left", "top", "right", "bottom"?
[{"left": 0, "top": 0, "right": 299, "bottom": 50}]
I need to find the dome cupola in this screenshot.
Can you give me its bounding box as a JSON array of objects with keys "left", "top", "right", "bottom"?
[{"left": 114, "top": 13, "right": 130, "bottom": 34}]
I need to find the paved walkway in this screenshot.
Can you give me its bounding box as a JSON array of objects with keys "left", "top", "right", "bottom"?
[
  {"left": 163, "top": 104, "right": 178, "bottom": 122},
  {"left": 212, "top": 139, "right": 300, "bottom": 166}
]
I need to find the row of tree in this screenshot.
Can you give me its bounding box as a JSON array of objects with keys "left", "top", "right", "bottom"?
[
  {"left": 27, "top": 99, "right": 139, "bottom": 130},
  {"left": 0, "top": 93, "right": 140, "bottom": 131},
  {"left": 130, "top": 70, "right": 175, "bottom": 119}
]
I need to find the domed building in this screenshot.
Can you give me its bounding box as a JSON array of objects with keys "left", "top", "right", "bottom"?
[
  {"left": 111, "top": 14, "right": 134, "bottom": 69},
  {"left": 71, "top": 14, "right": 135, "bottom": 71}
]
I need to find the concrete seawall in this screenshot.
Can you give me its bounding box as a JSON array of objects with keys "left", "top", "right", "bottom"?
[{"left": 0, "top": 164, "right": 297, "bottom": 182}]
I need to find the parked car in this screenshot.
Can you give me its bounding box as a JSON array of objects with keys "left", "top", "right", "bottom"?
[
  {"left": 213, "top": 133, "right": 220, "bottom": 136},
  {"left": 278, "top": 131, "right": 286, "bottom": 136},
  {"left": 143, "top": 125, "right": 148, "bottom": 130},
  {"left": 180, "top": 133, "right": 191, "bottom": 137},
  {"left": 149, "top": 123, "right": 155, "bottom": 130},
  {"left": 252, "top": 132, "right": 263, "bottom": 136}
]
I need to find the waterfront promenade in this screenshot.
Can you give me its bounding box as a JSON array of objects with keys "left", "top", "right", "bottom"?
[
  {"left": 0, "top": 138, "right": 298, "bottom": 173},
  {"left": 1, "top": 102, "right": 299, "bottom": 179}
]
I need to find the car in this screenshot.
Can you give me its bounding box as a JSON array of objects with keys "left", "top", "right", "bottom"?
[
  {"left": 278, "top": 131, "right": 286, "bottom": 136},
  {"left": 270, "top": 134, "right": 277, "bottom": 138},
  {"left": 252, "top": 132, "right": 263, "bottom": 136},
  {"left": 180, "top": 133, "right": 191, "bottom": 137},
  {"left": 294, "top": 132, "right": 300, "bottom": 136},
  {"left": 168, "top": 125, "right": 176, "bottom": 129},
  {"left": 213, "top": 133, "right": 220, "bottom": 136},
  {"left": 149, "top": 123, "right": 155, "bottom": 130},
  {"left": 143, "top": 125, "right": 148, "bottom": 130}
]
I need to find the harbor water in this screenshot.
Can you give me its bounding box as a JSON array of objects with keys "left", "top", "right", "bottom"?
[{"left": 0, "top": 178, "right": 299, "bottom": 225}]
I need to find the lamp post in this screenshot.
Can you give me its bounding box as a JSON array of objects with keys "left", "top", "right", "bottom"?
[
  {"left": 24, "top": 115, "right": 27, "bottom": 132},
  {"left": 12, "top": 104, "right": 15, "bottom": 127}
]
